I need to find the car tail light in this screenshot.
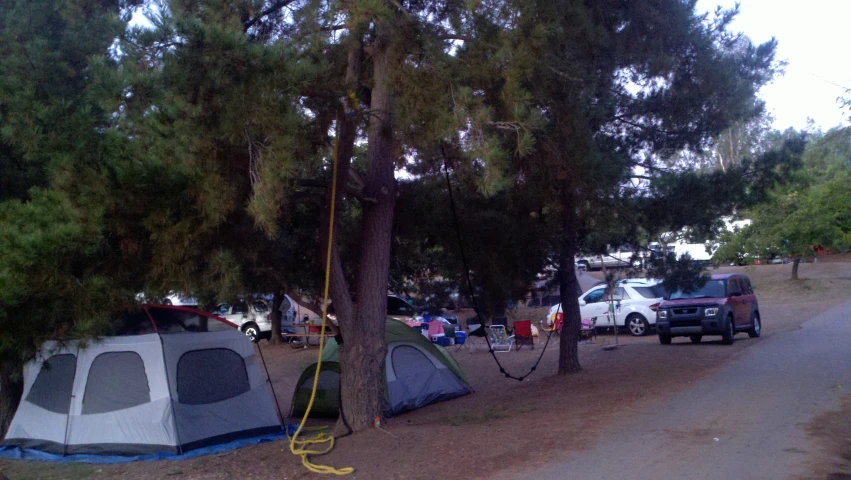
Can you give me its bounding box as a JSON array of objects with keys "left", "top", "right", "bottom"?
[{"left": 649, "top": 302, "right": 660, "bottom": 312}]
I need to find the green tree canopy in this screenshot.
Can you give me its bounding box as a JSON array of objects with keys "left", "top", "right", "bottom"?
[{"left": 713, "top": 128, "right": 851, "bottom": 279}]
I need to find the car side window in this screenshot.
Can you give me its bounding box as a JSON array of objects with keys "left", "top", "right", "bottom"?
[
  {"left": 232, "top": 302, "right": 248, "bottom": 314},
  {"left": 584, "top": 289, "right": 605, "bottom": 304},
  {"left": 728, "top": 279, "right": 742, "bottom": 296},
  {"left": 601, "top": 287, "right": 629, "bottom": 301},
  {"left": 742, "top": 278, "right": 754, "bottom": 295},
  {"left": 212, "top": 304, "right": 230, "bottom": 316}
]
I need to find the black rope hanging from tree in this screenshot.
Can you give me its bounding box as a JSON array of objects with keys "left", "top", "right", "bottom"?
[{"left": 441, "top": 147, "right": 558, "bottom": 382}]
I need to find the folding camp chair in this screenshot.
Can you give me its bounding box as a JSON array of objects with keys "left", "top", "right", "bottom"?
[
  {"left": 465, "top": 317, "right": 486, "bottom": 352},
  {"left": 539, "top": 313, "right": 564, "bottom": 344},
  {"left": 513, "top": 320, "right": 534, "bottom": 351},
  {"left": 487, "top": 325, "right": 514, "bottom": 353},
  {"left": 580, "top": 317, "right": 597, "bottom": 344},
  {"left": 443, "top": 326, "right": 465, "bottom": 351},
  {"left": 492, "top": 317, "right": 512, "bottom": 335}
]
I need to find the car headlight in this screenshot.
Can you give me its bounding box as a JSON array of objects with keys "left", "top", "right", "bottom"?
[
  {"left": 705, "top": 307, "right": 719, "bottom": 317},
  {"left": 657, "top": 310, "right": 667, "bottom": 319}
]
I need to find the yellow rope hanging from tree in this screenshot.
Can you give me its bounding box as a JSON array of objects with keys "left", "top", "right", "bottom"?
[{"left": 287, "top": 113, "right": 354, "bottom": 476}]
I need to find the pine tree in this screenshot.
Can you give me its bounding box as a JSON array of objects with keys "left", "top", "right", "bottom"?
[
  {"left": 451, "top": 1, "right": 779, "bottom": 373},
  {"left": 0, "top": 0, "right": 132, "bottom": 436}
]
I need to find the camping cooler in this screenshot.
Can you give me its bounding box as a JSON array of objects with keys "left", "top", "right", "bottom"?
[{"left": 455, "top": 331, "right": 466, "bottom": 345}]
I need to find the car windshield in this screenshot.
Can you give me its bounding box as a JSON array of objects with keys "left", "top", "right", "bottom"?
[
  {"left": 252, "top": 300, "right": 269, "bottom": 313},
  {"left": 669, "top": 280, "right": 726, "bottom": 300}
]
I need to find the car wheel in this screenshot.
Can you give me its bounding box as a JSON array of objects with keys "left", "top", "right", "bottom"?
[
  {"left": 626, "top": 314, "right": 649, "bottom": 336},
  {"left": 748, "top": 312, "right": 761, "bottom": 338},
  {"left": 689, "top": 335, "right": 702, "bottom": 344},
  {"left": 162, "top": 298, "right": 172, "bottom": 305},
  {"left": 631, "top": 259, "right": 643, "bottom": 269},
  {"left": 659, "top": 334, "right": 672, "bottom": 345},
  {"left": 722, "top": 316, "right": 735, "bottom": 345},
  {"left": 243, "top": 323, "right": 260, "bottom": 343}
]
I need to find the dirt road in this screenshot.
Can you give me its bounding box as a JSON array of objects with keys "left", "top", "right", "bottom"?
[{"left": 510, "top": 298, "right": 851, "bottom": 480}]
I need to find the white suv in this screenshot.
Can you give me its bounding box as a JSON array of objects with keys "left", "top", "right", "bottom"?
[
  {"left": 212, "top": 299, "right": 274, "bottom": 342},
  {"left": 547, "top": 278, "right": 667, "bottom": 336}
]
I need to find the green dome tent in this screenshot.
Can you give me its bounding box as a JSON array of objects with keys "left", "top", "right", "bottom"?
[{"left": 291, "top": 318, "right": 471, "bottom": 418}]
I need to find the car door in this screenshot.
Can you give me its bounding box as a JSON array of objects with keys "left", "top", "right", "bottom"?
[
  {"left": 609, "top": 287, "right": 632, "bottom": 326},
  {"left": 616, "top": 245, "right": 634, "bottom": 268},
  {"left": 226, "top": 301, "right": 250, "bottom": 327},
  {"left": 579, "top": 287, "right": 610, "bottom": 325},
  {"left": 250, "top": 300, "right": 272, "bottom": 329},
  {"left": 739, "top": 276, "right": 756, "bottom": 322},
  {"left": 727, "top": 278, "right": 748, "bottom": 327}
]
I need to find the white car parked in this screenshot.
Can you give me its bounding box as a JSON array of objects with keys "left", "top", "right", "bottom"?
[
  {"left": 212, "top": 299, "right": 275, "bottom": 342},
  {"left": 547, "top": 278, "right": 667, "bottom": 336}
]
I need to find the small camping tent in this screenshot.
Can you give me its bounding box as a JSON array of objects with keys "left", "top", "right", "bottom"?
[
  {"left": 1, "top": 306, "right": 282, "bottom": 456},
  {"left": 291, "top": 318, "right": 471, "bottom": 418}
]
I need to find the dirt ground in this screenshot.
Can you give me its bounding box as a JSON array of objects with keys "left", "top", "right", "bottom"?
[{"left": 3, "top": 257, "right": 851, "bottom": 480}]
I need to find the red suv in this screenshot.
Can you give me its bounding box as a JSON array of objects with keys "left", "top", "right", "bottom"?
[{"left": 655, "top": 273, "right": 760, "bottom": 345}]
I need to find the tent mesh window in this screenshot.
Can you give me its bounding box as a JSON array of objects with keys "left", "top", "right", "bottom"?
[
  {"left": 82, "top": 352, "right": 151, "bottom": 414},
  {"left": 25, "top": 354, "right": 77, "bottom": 414},
  {"left": 176, "top": 349, "right": 250, "bottom": 405}
]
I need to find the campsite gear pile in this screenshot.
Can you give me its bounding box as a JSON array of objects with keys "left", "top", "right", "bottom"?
[{"left": 1, "top": 306, "right": 283, "bottom": 458}]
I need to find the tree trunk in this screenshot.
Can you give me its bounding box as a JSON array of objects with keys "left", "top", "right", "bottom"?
[
  {"left": 339, "top": 22, "right": 396, "bottom": 430},
  {"left": 557, "top": 191, "right": 582, "bottom": 374},
  {"left": 269, "top": 291, "right": 285, "bottom": 345},
  {"left": 1, "top": 360, "right": 24, "bottom": 439},
  {"left": 791, "top": 257, "right": 800, "bottom": 280}
]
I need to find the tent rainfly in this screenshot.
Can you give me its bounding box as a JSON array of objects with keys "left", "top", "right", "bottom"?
[{"left": 1, "top": 306, "right": 282, "bottom": 456}]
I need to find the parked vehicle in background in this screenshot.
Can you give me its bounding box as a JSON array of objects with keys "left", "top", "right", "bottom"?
[
  {"left": 575, "top": 245, "right": 645, "bottom": 270},
  {"left": 212, "top": 299, "right": 273, "bottom": 342},
  {"left": 326, "top": 294, "right": 419, "bottom": 324},
  {"left": 136, "top": 292, "right": 198, "bottom": 307},
  {"left": 161, "top": 292, "right": 199, "bottom": 306},
  {"left": 655, "top": 273, "right": 760, "bottom": 345},
  {"left": 547, "top": 278, "right": 666, "bottom": 336}
]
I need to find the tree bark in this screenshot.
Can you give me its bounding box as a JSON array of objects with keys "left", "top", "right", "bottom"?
[
  {"left": 0, "top": 360, "right": 24, "bottom": 439},
  {"left": 339, "top": 21, "right": 396, "bottom": 430},
  {"left": 791, "top": 257, "right": 800, "bottom": 280},
  {"left": 269, "top": 291, "right": 285, "bottom": 345},
  {"left": 557, "top": 191, "right": 582, "bottom": 374}
]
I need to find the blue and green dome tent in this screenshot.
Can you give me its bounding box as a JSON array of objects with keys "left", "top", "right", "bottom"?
[{"left": 291, "top": 318, "right": 471, "bottom": 418}]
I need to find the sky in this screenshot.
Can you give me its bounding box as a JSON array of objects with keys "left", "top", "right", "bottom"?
[{"left": 698, "top": 0, "right": 851, "bottom": 131}]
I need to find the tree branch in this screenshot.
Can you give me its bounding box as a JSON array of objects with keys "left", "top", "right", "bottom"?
[{"left": 243, "top": 0, "right": 298, "bottom": 31}]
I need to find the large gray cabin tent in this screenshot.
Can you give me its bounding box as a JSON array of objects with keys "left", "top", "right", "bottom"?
[{"left": 2, "top": 306, "right": 282, "bottom": 456}]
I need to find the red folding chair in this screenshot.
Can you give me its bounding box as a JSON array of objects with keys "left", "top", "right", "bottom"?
[{"left": 513, "top": 319, "right": 535, "bottom": 350}]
